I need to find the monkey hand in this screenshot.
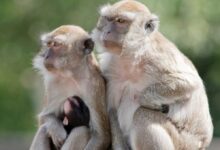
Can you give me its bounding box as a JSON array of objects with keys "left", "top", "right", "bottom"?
[
  {"left": 47, "top": 121, "right": 67, "bottom": 148},
  {"left": 161, "top": 104, "right": 169, "bottom": 113},
  {"left": 138, "top": 93, "right": 169, "bottom": 113}
]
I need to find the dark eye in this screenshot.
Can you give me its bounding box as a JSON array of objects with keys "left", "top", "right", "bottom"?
[
  {"left": 53, "top": 41, "right": 62, "bottom": 47},
  {"left": 116, "top": 18, "right": 125, "bottom": 23},
  {"left": 47, "top": 41, "right": 53, "bottom": 47},
  {"left": 105, "top": 16, "right": 114, "bottom": 22},
  {"left": 47, "top": 41, "right": 62, "bottom": 48}
]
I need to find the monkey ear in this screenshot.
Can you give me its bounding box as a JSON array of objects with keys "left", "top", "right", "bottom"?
[
  {"left": 83, "top": 38, "right": 94, "bottom": 54},
  {"left": 144, "top": 14, "right": 159, "bottom": 34}
]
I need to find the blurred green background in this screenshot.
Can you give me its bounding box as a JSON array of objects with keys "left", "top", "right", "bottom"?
[{"left": 0, "top": 0, "right": 220, "bottom": 148}]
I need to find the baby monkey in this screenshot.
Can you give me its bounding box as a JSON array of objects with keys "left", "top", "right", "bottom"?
[
  {"left": 30, "top": 25, "right": 110, "bottom": 150},
  {"left": 49, "top": 96, "right": 90, "bottom": 150},
  {"left": 62, "top": 96, "right": 90, "bottom": 134}
]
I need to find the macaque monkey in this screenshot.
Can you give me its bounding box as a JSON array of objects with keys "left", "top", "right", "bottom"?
[
  {"left": 92, "top": 0, "right": 213, "bottom": 149},
  {"left": 30, "top": 25, "right": 110, "bottom": 150},
  {"left": 62, "top": 96, "right": 90, "bottom": 134},
  {"left": 50, "top": 96, "right": 90, "bottom": 150}
]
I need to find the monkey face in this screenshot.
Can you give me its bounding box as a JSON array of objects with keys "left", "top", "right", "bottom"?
[
  {"left": 34, "top": 25, "right": 94, "bottom": 73},
  {"left": 94, "top": 13, "right": 132, "bottom": 55},
  {"left": 92, "top": 0, "right": 159, "bottom": 55}
]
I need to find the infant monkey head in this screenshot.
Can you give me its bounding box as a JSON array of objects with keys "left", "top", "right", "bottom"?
[
  {"left": 93, "top": 0, "right": 159, "bottom": 55},
  {"left": 62, "top": 96, "right": 90, "bottom": 134},
  {"left": 35, "top": 25, "right": 94, "bottom": 73}
]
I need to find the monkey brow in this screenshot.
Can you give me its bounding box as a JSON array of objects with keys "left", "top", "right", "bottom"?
[{"left": 104, "top": 13, "right": 134, "bottom": 22}]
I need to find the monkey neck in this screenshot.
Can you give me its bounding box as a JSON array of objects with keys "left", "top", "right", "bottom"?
[
  {"left": 69, "top": 56, "right": 93, "bottom": 81},
  {"left": 44, "top": 56, "right": 93, "bottom": 101}
]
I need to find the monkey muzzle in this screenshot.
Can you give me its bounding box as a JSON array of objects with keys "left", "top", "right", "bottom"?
[{"left": 43, "top": 48, "right": 55, "bottom": 70}]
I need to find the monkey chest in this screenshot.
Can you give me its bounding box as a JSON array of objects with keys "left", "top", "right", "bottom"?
[
  {"left": 108, "top": 65, "right": 147, "bottom": 134},
  {"left": 117, "top": 87, "right": 140, "bottom": 136}
]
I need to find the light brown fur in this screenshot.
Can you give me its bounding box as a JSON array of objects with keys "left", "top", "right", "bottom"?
[
  {"left": 30, "top": 25, "right": 110, "bottom": 150},
  {"left": 93, "top": 0, "right": 213, "bottom": 149}
]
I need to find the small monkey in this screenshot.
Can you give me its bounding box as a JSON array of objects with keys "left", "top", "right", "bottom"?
[
  {"left": 62, "top": 96, "right": 90, "bottom": 134},
  {"left": 92, "top": 0, "right": 213, "bottom": 149},
  {"left": 49, "top": 96, "right": 90, "bottom": 150},
  {"left": 30, "top": 25, "right": 110, "bottom": 150}
]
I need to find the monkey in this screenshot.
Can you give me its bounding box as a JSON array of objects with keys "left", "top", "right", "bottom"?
[
  {"left": 46, "top": 95, "right": 90, "bottom": 150},
  {"left": 62, "top": 96, "right": 90, "bottom": 135},
  {"left": 30, "top": 95, "right": 90, "bottom": 150},
  {"left": 92, "top": 0, "right": 213, "bottom": 149},
  {"left": 30, "top": 25, "right": 110, "bottom": 150}
]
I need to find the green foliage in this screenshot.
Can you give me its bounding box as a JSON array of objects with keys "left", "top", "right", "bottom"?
[{"left": 0, "top": 0, "right": 220, "bottom": 136}]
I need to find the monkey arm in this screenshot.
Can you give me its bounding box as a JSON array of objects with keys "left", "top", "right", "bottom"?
[
  {"left": 109, "top": 108, "right": 131, "bottom": 150},
  {"left": 39, "top": 113, "right": 67, "bottom": 149},
  {"left": 30, "top": 124, "right": 51, "bottom": 150},
  {"left": 84, "top": 104, "right": 110, "bottom": 150},
  {"left": 140, "top": 72, "right": 200, "bottom": 110}
]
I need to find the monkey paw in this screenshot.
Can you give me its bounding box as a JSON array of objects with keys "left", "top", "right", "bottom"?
[{"left": 48, "top": 124, "right": 67, "bottom": 148}]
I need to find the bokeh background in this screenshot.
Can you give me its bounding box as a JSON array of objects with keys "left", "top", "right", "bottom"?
[{"left": 0, "top": 0, "right": 220, "bottom": 149}]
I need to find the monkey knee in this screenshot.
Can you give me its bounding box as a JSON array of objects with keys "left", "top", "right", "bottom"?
[
  {"left": 70, "top": 126, "right": 90, "bottom": 139},
  {"left": 131, "top": 124, "right": 174, "bottom": 150},
  {"left": 38, "top": 124, "right": 48, "bottom": 134},
  {"left": 61, "top": 126, "right": 90, "bottom": 150},
  {"left": 30, "top": 124, "right": 51, "bottom": 150}
]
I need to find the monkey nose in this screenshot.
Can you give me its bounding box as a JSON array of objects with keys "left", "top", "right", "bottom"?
[{"left": 44, "top": 49, "right": 53, "bottom": 59}]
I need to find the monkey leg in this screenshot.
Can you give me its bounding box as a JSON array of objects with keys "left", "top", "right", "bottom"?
[
  {"left": 30, "top": 124, "right": 51, "bottom": 150},
  {"left": 130, "top": 107, "right": 175, "bottom": 150},
  {"left": 61, "top": 126, "right": 90, "bottom": 150}
]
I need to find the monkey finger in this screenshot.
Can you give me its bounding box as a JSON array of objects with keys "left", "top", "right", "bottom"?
[{"left": 52, "top": 135, "right": 66, "bottom": 149}]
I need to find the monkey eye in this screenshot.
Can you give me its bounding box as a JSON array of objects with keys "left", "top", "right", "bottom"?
[
  {"left": 47, "top": 41, "right": 62, "bottom": 48},
  {"left": 105, "top": 16, "right": 114, "bottom": 22},
  {"left": 116, "top": 18, "right": 126, "bottom": 23}
]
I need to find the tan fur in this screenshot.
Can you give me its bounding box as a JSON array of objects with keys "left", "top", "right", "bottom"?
[
  {"left": 93, "top": 0, "right": 213, "bottom": 149},
  {"left": 112, "top": 0, "right": 150, "bottom": 13},
  {"left": 30, "top": 25, "right": 110, "bottom": 150}
]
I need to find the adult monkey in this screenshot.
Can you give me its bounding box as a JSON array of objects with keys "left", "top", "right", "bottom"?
[
  {"left": 92, "top": 0, "right": 213, "bottom": 149},
  {"left": 30, "top": 25, "right": 110, "bottom": 150}
]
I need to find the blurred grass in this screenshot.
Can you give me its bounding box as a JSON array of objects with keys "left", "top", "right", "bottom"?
[{"left": 0, "top": 0, "right": 220, "bottom": 137}]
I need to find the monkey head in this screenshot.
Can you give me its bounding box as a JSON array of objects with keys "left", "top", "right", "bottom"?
[
  {"left": 92, "top": 0, "right": 159, "bottom": 55},
  {"left": 34, "top": 25, "right": 94, "bottom": 74},
  {"left": 62, "top": 96, "right": 90, "bottom": 134}
]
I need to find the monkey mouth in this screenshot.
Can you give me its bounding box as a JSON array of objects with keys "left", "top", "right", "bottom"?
[
  {"left": 103, "top": 40, "right": 122, "bottom": 54},
  {"left": 44, "top": 61, "right": 55, "bottom": 70}
]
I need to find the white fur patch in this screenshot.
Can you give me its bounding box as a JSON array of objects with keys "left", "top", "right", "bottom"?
[
  {"left": 120, "top": 11, "right": 136, "bottom": 20},
  {"left": 33, "top": 55, "right": 47, "bottom": 75},
  {"left": 99, "top": 3, "right": 136, "bottom": 20},
  {"left": 40, "top": 33, "right": 49, "bottom": 43},
  {"left": 118, "top": 89, "right": 140, "bottom": 135},
  {"left": 54, "top": 35, "right": 67, "bottom": 43},
  {"left": 99, "top": 4, "right": 111, "bottom": 16}
]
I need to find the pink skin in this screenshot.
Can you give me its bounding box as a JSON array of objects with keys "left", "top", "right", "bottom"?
[{"left": 63, "top": 98, "right": 79, "bottom": 125}]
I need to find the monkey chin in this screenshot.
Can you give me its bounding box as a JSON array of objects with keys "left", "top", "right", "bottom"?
[
  {"left": 44, "top": 61, "right": 55, "bottom": 71},
  {"left": 103, "top": 40, "right": 122, "bottom": 55}
]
